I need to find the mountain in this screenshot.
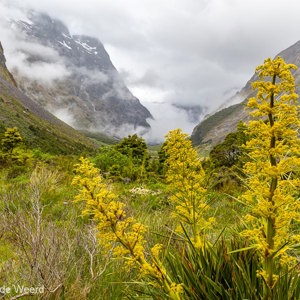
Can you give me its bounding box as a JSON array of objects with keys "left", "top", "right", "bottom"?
[
  {"left": 191, "top": 40, "right": 300, "bottom": 149},
  {"left": 9, "top": 11, "right": 152, "bottom": 137},
  {"left": 0, "top": 41, "right": 97, "bottom": 154},
  {"left": 0, "top": 43, "right": 17, "bottom": 87}
]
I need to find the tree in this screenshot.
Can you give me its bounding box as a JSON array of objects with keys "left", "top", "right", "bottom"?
[
  {"left": 113, "top": 134, "right": 150, "bottom": 181},
  {"left": 208, "top": 122, "right": 249, "bottom": 190},
  {"left": 240, "top": 57, "right": 300, "bottom": 299},
  {"left": 0, "top": 127, "right": 32, "bottom": 168},
  {"left": 209, "top": 122, "right": 248, "bottom": 169},
  {"left": 1, "top": 127, "right": 23, "bottom": 153},
  {"left": 163, "top": 129, "right": 215, "bottom": 248},
  {"left": 157, "top": 141, "right": 168, "bottom": 175},
  {"left": 114, "top": 134, "right": 148, "bottom": 162}
]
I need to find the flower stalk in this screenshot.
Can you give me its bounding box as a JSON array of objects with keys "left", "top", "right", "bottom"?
[
  {"left": 241, "top": 57, "right": 300, "bottom": 299},
  {"left": 163, "top": 129, "right": 215, "bottom": 248},
  {"left": 72, "top": 157, "right": 183, "bottom": 299}
]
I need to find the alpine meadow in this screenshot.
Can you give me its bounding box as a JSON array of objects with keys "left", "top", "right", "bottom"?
[{"left": 0, "top": 54, "right": 299, "bottom": 300}]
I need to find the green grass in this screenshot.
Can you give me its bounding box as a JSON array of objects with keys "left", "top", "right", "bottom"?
[{"left": 0, "top": 149, "right": 299, "bottom": 299}]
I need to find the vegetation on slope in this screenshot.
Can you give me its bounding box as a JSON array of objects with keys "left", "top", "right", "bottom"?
[
  {"left": 191, "top": 101, "right": 248, "bottom": 149},
  {"left": 0, "top": 57, "right": 299, "bottom": 300},
  {"left": 0, "top": 77, "right": 97, "bottom": 155}
]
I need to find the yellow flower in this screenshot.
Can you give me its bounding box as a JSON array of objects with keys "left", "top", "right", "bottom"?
[
  {"left": 163, "top": 129, "right": 214, "bottom": 248},
  {"left": 241, "top": 56, "right": 300, "bottom": 294},
  {"left": 73, "top": 157, "right": 183, "bottom": 298},
  {"left": 151, "top": 244, "right": 163, "bottom": 258}
]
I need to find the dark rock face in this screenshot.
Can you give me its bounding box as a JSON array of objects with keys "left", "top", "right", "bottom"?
[
  {"left": 0, "top": 42, "right": 5, "bottom": 65},
  {"left": 0, "top": 42, "right": 17, "bottom": 86},
  {"left": 191, "top": 40, "right": 300, "bottom": 149},
  {"left": 13, "top": 12, "right": 152, "bottom": 136}
]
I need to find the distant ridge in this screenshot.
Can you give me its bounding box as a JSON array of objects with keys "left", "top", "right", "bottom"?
[{"left": 191, "top": 40, "right": 300, "bottom": 149}]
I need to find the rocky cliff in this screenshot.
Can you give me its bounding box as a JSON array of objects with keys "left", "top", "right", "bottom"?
[
  {"left": 0, "top": 42, "right": 17, "bottom": 87},
  {"left": 11, "top": 11, "right": 152, "bottom": 137}
]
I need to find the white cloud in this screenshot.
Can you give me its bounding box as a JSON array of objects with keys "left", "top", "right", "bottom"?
[
  {"left": 0, "top": 5, "right": 71, "bottom": 85},
  {"left": 143, "top": 102, "right": 204, "bottom": 144},
  {"left": 11, "top": 59, "right": 70, "bottom": 85},
  {"left": 52, "top": 107, "right": 76, "bottom": 127}
]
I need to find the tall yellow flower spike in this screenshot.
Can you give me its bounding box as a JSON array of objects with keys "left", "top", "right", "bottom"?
[
  {"left": 72, "top": 157, "right": 183, "bottom": 299},
  {"left": 163, "top": 129, "right": 215, "bottom": 248},
  {"left": 241, "top": 57, "right": 300, "bottom": 299}
]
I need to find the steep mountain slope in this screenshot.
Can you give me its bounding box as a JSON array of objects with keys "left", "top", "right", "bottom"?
[
  {"left": 0, "top": 42, "right": 17, "bottom": 87},
  {"left": 0, "top": 42, "right": 96, "bottom": 154},
  {"left": 10, "top": 11, "right": 152, "bottom": 137},
  {"left": 191, "top": 40, "right": 300, "bottom": 149}
]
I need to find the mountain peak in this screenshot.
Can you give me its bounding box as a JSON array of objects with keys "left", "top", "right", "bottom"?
[
  {"left": 10, "top": 11, "right": 152, "bottom": 138},
  {"left": 24, "top": 11, "right": 70, "bottom": 37}
]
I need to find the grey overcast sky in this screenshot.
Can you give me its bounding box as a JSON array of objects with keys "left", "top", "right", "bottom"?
[{"left": 1, "top": 0, "right": 300, "bottom": 138}]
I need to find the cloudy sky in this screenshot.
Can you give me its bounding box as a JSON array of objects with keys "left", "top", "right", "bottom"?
[{"left": 1, "top": 0, "right": 300, "bottom": 139}]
